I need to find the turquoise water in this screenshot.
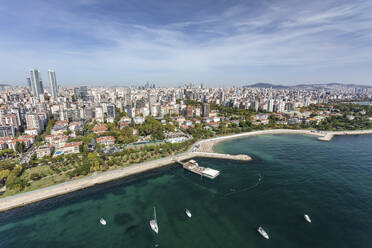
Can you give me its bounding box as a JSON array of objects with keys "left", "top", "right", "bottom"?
[{"left": 1, "top": 134, "right": 372, "bottom": 248}]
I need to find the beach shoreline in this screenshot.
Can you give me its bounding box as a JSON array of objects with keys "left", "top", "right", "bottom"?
[
  {"left": 1, "top": 128, "right": 372, "bottom": 213},
  {"left": 193, "top": 129, "right": 324, "bottom": 153},
  {"left": 193, "top": 129, "right": 372, "bottom": 153}
]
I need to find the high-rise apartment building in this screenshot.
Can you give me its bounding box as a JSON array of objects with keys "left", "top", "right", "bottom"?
[
  {"left": 25, "top": 113, "right": 42, "bottom": 131},
  {"left": 79, "top": 86, "right": 88, "bottom": 100},
  {"left": 48, "top": 70, "right": 58, "bottom": 99},
  {"left": 95, "top": 106, "right": 104, "bottom": 122},
  {"left": 202, "top": 103, "right": 210, "bottom": 118},
  {"left": 26, "top": 77, "right": 31, "bottom": 90},
  {"left": 29, "top": 69, "right": 44, "bottom": 98}
]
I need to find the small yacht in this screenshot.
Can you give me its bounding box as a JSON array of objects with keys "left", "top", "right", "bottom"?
[
  {"left": 100, "top": 218, "right": 107, "bottom": 225},
  {"left": 150, "top": 207, "right": 159, "bottom": 234},
  {"left": 304, "top": 214, "right": 312, "bottom": 223},
  {"left": 257, "top": 227, "right": 269, "bottom": 239},
  {"left": 185, "top": 209, "right": 192, "bottom": 218}
]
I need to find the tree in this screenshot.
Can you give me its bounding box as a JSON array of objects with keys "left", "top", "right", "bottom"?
[
  {"left": 0, "top": 149, "right": 15, "bottom": 159},
  {"left": 64, "top": 129, "right": 72, "bottom": 135},
  {"left": 15, "top": 141, "right": 25, "bottom": 154},
  {"left": 30, "top": 153, "right": 37, "bottom": 161},
  {"left": 0, "top": 169, "right": 10, "bottom": 184},
  {"left": 5, "top": 164, "right": 25, "bottom": 190}
]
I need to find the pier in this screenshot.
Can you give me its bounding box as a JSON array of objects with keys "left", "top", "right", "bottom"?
[
  {"left": 317, "top": 130, "right": 372, "bottom": 141},
  {"left": 177, "top": 159, "right": 220, "bottom": 179},
  {"left": 190, "top": 152, "right": 252, "bottom": 161}
]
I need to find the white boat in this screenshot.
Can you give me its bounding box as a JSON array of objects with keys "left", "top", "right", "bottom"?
[
  {"left": 257, "top": 227, "right": 269, "bottom": 239},
  {"left": 150, "top": 207, "right": 159, "bottom": 234},
  {"left": 185, "top": 209, "right": 192, "bottom": 218},
  {"left": 100, "top": 218, "right": 106, "bottom": 225},
  {"left": 304, "top": 214, "right": 312, "bottom": 223}
]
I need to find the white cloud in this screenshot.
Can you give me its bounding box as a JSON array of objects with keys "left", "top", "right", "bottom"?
[{"left": 1, "top": 0, "right": 372, "bottom": 85}]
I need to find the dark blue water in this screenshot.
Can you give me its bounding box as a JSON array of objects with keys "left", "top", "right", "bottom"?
[{"left": 1, "top": 134, "right": 372, "bottom": 248}]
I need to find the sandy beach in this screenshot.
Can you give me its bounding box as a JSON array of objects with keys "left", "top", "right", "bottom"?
[{"left": 1, "top": 128, "right": 372, "bottom": 212}]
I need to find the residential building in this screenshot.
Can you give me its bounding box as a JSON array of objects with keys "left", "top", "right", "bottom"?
[
  {"left": 36, "top": 144, "right": 52, "bottom": 158},
  {"left": 96, "top": 136, "right": 115, "bottom": 147}
]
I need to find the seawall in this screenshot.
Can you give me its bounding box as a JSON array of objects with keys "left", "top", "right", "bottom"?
[
  {"left": 317, "top": 130, "right": 372, "bottom": 141},
  {"left": 0, "top": 151, "right": 251, "bottom": 212}
]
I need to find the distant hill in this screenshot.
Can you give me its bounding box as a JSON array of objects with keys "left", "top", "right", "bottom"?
[
  {"left": 244, "top": 83, "right": 372, "bottom": 89},
  {"left": 243, "top": 83, "right": 289, "bottom": 89}
]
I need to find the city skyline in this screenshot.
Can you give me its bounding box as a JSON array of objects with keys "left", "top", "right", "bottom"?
[{"left": 1, "top": 0, "right": 372, "bottom": 86}]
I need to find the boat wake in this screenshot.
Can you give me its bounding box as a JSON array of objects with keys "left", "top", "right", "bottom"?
[{"left": 222, "top": 173, "right": 263, "bottom": 198}]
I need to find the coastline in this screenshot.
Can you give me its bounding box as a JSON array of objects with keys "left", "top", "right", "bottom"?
[
  {"left": 316, "top": 129, "right": 372, "bottom": 141},
  {"left": 193, "top": 129, "right": 372, "bottom": 153},
  {"left": 1, "top": 128, "right": 372, "bottom": 213},
  {"left": 193, "top": 129, "right": 324, "bottom": 153},
  {"left": 0, "top": 151, "right": 251, "bottom": 213}
]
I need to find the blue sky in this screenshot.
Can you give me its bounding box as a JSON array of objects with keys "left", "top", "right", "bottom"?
[{"left": 1, "top": 0, "right": 372, "bottom": 86}]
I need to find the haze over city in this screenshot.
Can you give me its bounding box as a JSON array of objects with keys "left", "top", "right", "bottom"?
[{"left": 1, "top": 0, "right": 372, "bottom": 86}]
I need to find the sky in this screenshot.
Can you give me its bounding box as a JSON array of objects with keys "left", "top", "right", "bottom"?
[{"left": 1, "top": 0, "right": 372, "bottom": 87}]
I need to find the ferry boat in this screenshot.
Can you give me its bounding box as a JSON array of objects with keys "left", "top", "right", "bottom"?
[
  {"left": 100, "top": 218, "right": 106, "bottom": 225},
  {"left": 304, "top": 214, "right": 312, "bottom": 223},
  {"left": 185, "top": 209, "right": 192, "bottom": 218},
  {"left": 257, "top": 227, "right": 269, "bottom": 239},
  {"left": 150, "top": 207, "right": 159, "bottom": 234}
]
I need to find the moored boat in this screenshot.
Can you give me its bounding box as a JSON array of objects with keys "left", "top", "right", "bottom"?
[
  {"left": 185, "top": 209, "right": 192, "bottom": 218},
  {"left": 257, "top": 227, "right": 269, "bottom": 239},
  {"left": 100, "top": 217, "right": 106, "bottom": 225},
  {"left": 304, "top": 214, "right": 312, "bottom": 223}
]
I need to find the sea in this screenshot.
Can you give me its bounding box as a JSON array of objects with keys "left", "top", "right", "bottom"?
[{"left": 0, "top": 134, "right": 372, "bottom": 248}]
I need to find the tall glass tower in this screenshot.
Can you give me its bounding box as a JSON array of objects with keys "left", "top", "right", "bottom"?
[
  {"left": 29, "top": 69, "right": 44, "bottom": 98},
  {"left": 48, "top": 70, "right": 58, "bottom": 99}
]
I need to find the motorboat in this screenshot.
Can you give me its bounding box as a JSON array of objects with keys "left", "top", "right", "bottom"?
[
  {"left": 304, "top": 214, "right": 312, "bottom": 223},
  {"left": 185, "top": 209, "right": 192, "bottom": 218},
  {"left": 150, "top": 207, "right": 159, "bottom": 234},
  {"left": 100, "top": 218, "right": 106, "bottom": 225},
  {"left": 257, "top": 226, "right": 269, "bottom": 239}
]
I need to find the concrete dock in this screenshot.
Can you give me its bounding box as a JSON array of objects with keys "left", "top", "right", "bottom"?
[
  {"left": 190, "top": 152, "right": 252, "bottom": 161},
  {"left": 177, "top": 159, "right": 220, "bottom": 179},
  {"left": 317, "top": 130, "right": 372, "bottom": 141}
]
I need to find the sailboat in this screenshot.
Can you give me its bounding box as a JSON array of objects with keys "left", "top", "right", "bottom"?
[{"left": 150, "top": 207, "right": 159, "bottom": 234}]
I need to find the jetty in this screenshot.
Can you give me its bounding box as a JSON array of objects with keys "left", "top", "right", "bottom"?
[
  {"left": 317, "top": 130, "right": 372, "bottom": 141},
  {"left": 189, "top": 152, "right": 252, "bottom": 161},
  {"left": 177, "top": 159, "right": 220, "bottom": 179}
]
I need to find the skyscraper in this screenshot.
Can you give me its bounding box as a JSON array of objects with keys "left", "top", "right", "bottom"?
[
  {"left": 29, "top": 69, "right": 44, "bottom": 98},
  {"left": 26, "top": 77, "right": 31, "bottom": 89},
  {"left": 79, "top": 86, "right": 88, "bottom": 100},
  {"left": 48, "top": 70, "right": 58, "bottom": 99},
  {"left": 202, "top": 103, "right": 210, "bottom": 118}
]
